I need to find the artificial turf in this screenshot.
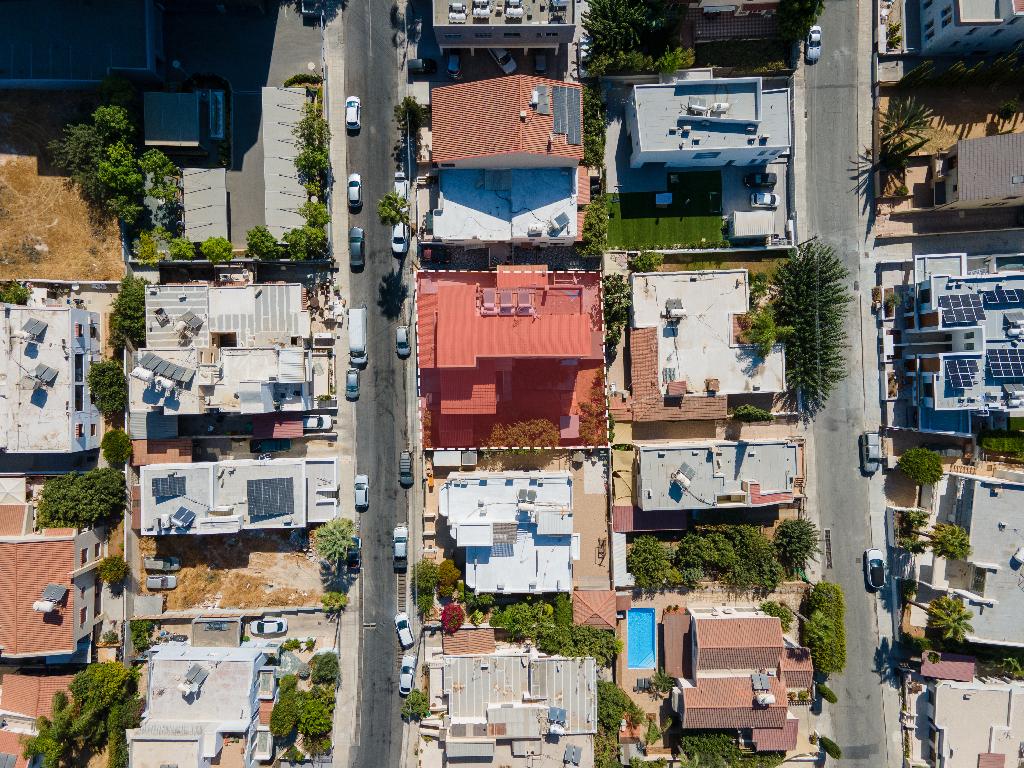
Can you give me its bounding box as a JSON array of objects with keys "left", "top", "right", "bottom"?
[{"left": 606, "top": 170, "right": 725, "bottom": 249}]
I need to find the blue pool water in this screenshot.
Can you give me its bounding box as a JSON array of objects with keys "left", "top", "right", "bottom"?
[{"left": 627, "top": 608, "right": 656, "bottom": 669}]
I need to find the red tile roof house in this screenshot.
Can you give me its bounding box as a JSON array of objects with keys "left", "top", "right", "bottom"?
[
  {"left": 0, "top": 526, "right": 104, "bottom": 662},
  {"left": 0, "top": 673, "right": 74, "bottom": 732},
  {"left": 416, "top": 266, "right": 606, "bottom": 448},
  {"left": 666, "top": 609, "right": 813, "bottom": 753},
  {"left": 427, "top": 76, "right": 591, "bottom": 246}
]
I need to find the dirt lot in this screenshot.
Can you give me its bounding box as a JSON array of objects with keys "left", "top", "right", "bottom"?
[
  {"left": 879, "top": 84, "right": 1024, "bottom": 155},
  {"left": 138, "top": 531, "right": 326, "bottom": 610},
  {"left": 0, "top": 91, "right": 124, "bottom": 281}
]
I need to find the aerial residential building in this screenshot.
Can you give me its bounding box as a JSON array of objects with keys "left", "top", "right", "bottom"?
[
  {"left": 921, "top": 471, "right": 1024, "bottom": 647},
  {"left": 428, "top": 76, "right": 584, "bottom": 246},
  {"left": 925, "top": 677, "right": 1024, "bottom": 768},
  {"left": 666, "top": 608, "right": 813, "bottom": 753},
  {"left": 0, "top": 303, "right": 101, "bottom": 454},
  {"left": 139, "top": 457, "right": 339, "bottom": 536},
  {"left": 931, "top": 134, "right": 1024, "bottom": 211},
  {"left": 128, "top": 283, "right": 318, "bottom": 433},
  {"left": 128, "top": 644, "right": 277, "bottom": 768},
  {"left": 0, "top": 673, "right": 74, "bottom": 734},
  {"left": 919, "top": 0, "right": 1024, "bottom": 55},
  {"left": 431, "top": 0, "right": 574, "bottom": 51},
  {"left": 625, "top": 74, "right": 791, "bottom": 169},
  {"left": 895, "top": 253, "right": 1024, "bottom": 435},
  {"left": 429, "top": 646, "right": 597, "bottom": 765},
  {"left": 438, "top": 471, "right": 574, "bottom": 594},
  {"left": 416, "top": 266, "right": 604, "bottom": 448}
]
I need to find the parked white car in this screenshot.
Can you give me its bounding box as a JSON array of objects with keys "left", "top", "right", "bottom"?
[
  {"left": 303, "top": 415, "right": 334, "bottom": 431},
  {"left": 146, "top": 575, "right": 177, "bottom": 590},
  {"left": 394, "top": 612, "right": 415, "bottom": 649},
  {"left": 750, "top": 191, "right": 780, "bottom": 209},
  {"left": 348, "top": 173, "right": 362, "bottom": 209},
  {"left": 345, "top": 96, "right": 361, "bottom": 130},
  {"left": 391, "top": 223, "right": 409, "bottom": 255},
  {"left": 806, "top": 26, "right": 822, "bottom": 64},
  {"left": 250, "top": 617, "right": 288, "bottom": 636},
  {"left": 394, "top": 171, "right": 409, "bottom": 200},
  {"left": 354, "top": 474, "right": 369, "bottom": 510},
  {"left": 399, "top": 653, "right": 417, "bottom": 696}
]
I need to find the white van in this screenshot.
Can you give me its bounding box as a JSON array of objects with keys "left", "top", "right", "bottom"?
[{"left": 349, "top": 307, "right": 368, "bottom": 366}]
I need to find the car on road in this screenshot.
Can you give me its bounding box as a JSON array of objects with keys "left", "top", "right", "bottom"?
[
  {"left": 446, "top": 51, "right": 463, "bottom": 80},
  {"left": 864, "top": 548, "right": 885, "bottom": 591},
  {"left": 859, "top": 431, "right": 883, "bottom": 474},
  {"left": 743, "top": 172, "right": 778, "bottom": 189},
  {"left": 391, "top": 223, "right": 409, "bottom": 255},
  {"left": 345, "top": 96, "right": 361, "bottom": 131},
  {"left": 250, "top": 617, "right": 288, "bottom": 636},
  {"left": 488, "top": 47, "right": 517, "bottom": 75},
  {"left": 408, "top": 58, "right": 437, "bottom": 75},
  {"left": 806, "top": 25, "right": 822, "bottom": 63},
  {"left": 393, "top": 525, "right": 409, "bottom": 571},
  {"left": 347, "top": 536, "right": 362, "bottom": 570},
  {"left": 399, "top": 450, "right": 414, "bottom": 487},
  {"left": 303, "top": 415, "right": 334, "bottom": 432},
  {"left": 345, "top": 368, "right": 360, "bottom": 400},
  {"left": 146, "top": 575, "right": 177, "bottom": 590},
  {"left": 394, "top": 171, "right": 409, "bottom": 200},
  {"left": 750, "top": 191, "right": 780, "bottom": 209},
  {"left": 347, "top": 173, "right": 362, "bottom": 210},
  {"left": 394, "top": 612, "right": 414, "bottom": 649},
  {"left": 399, "top": 653, "right": 417, "bottom": 696},
  {"left": 144, "top": 556, "right": 181, "bottom": 572},
  {"left": 349, "top": 226, "right": 364, "bottom": 269},
  {"left": 396, "top": 325, "right": 411, "bottom": 358},
  {"left": 354, "top": 474, "right": 369, "bottom": 510}
]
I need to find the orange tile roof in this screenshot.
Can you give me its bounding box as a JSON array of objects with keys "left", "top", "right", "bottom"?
[
  {"left": 442, "top": 628, "right": 497, "bottom": 655},
  {"left": 921, "top": 652, "right": 976, "bottom": 682},
  {"left": 629, "top": 327, "right": 728, "bottom": 422},
  {"left": 663, "top": 611, "right": 691, "bottom": 679},
  {"left": 431, "top": 76, "right": 583, "bottom": 165},
  {"left": 0, "top": 536, "right": 77, "bottom": 657},
  {"left": 258, "top": 699, "right": 274, "bottom": 726},
  {"left": 0, "top": 729, "right": 29, "bottom": 768},
  {"left": 576, "top": 168, "right": 591, "bottom": 207},
  {"left": 130, "top": 439, "right": 193, "bottom": 466},
  {"left": 693, "top": 616, "right": 784, "bottom": 672},
  {"left": 979, "top": 755, "right": 1006, "bottom": 768},
  {"left": 0, "top": 673, "right": 74, "bottom": 719},
  {"left": 681, "top": 675, "right": 788, "bottom": 730},
  {"left": 752, "top": 717, "right": 799, "bottom": 752},
  {"left": 780, "top": 647, "right": 813, "bottom": 689},
  {"left": 571, "top": 590, "right": 617, "bottom": 630},
  {"left": 439, "top": 368, "right": 498, "bottom": 415},
  {"left": 252, "top": 414, "right": 304, "bottom": 439},
  {"left": 0, "top": 505, "right": 27, "bottom": 536}
]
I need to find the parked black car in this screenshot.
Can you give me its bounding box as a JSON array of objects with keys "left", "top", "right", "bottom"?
[
  {"left": 408, "top": 58, "right": 437, "bottom": 75},
  {"left": 743, "top": 172, "right": 778, "bottom": 188}
]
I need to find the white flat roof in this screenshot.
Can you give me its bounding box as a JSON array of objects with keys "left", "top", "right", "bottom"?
[
  {"left": 433, "top": 169, "right": 577, "bottom": 243},
  {"left": 630, "top": 270, "right": 786, "bottom": 395},
  {"left": 439, "top": 471, "right": 573, "bottom": 594}
]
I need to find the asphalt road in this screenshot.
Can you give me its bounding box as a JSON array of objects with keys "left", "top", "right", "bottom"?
[{"left": 340, "top": 0, "right": 411, "bottom": 764}]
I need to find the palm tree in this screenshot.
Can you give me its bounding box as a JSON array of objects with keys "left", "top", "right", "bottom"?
[
  {"left": 929, "top": 523, "right": 972, "bottom": 561},
  {"left": 376, "top": 192, "right": 410, "bottom": 226},
  {"left": 927, "top": 596, "right": 974, "bottom": 643},
  {"left": 880, "top": 97, "right": 933, "bottom": 170},
  {"left": 1000, "top": 656, "right": 1024, "bottom": 679}
]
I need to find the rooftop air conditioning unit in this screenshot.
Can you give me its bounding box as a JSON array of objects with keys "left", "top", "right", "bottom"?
[{"left": 711, "top": 102, "right": 731, "bottom": 113}]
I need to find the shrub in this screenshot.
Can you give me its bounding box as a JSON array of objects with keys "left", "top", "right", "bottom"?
[
  {"left": 898, "top": 447, "right": 944, "bottom": 485},
  {"left": 628, "top": 251, "right": 663, "bottom": 272},
  {"left": 37, "top": 467, "right": 126, "bottom": 529},
  {"left": 310, "top": 653, "right": 339, "bottom": 685},
  {"left": 101, "top": 630, "right": 120, "bottom": 645},
  {"left": 553, "top": 592, "right": 573, "bottom": 628},
  {"left": 654, "top": 46, "right": 695, "bottom": 73},
  {"left": 312, "top": 518, "right": 355, "bottom": 564},
  {"left": 931, "top": 523, "right": 972, "bottom": 560},
  {"left": 97, "top": 555, "right": 129, "bottom": 584},
  {"left": 395, "top": 96, "right": 429, "bottom": 136},
  {"left": 759, "top": 601, "right": 794, "bottom": 633},
  {"left": 321, "top": 591, "right": 348, "bottom": 614},
  {"left": 200, "top": 236, "right": 234, "bottom": 264},
  {"left": 135, "top": 230, "right": 160, "bottom": 266},
  {"left": 296, "top": 687, "right": 334, "bottom": 737},
  {"left": 998, "top": 98, "right": 1019, "bottom": 121},
  {"left": 402, "top": 689, "right": 430, "bottom": 720},
  {"left": 89, "top": 359, "right": 128, "bottom": 415},
  {"left": 284, "top": 72, "right": 323, "bottom": 87},
  {"left": 486, "top": 419, "right": 560, "bottom": 447},
  {"left": 245, "top": 225, "right": 280, "bottom": 260},
  {"left": 437, "top": 559, "right": 461, "bottom": 599},
  {"left": 441, "top": 603, "right": 465, "bottom": 634},
  {"left": 627, "top": 536, "right": 674, "bottom": 591},
  {"left": 416, "top": 591, "right": 435, "bottom": 618},
  {"left": 579, "top": 197, "right": 609, "bottom": 256},
  {"left": 803, "top": 582, "right": 846, "bottom": 674},
  {"left": 901, "top": 578, "right": 918, "bottom": 601},
  {"left": 270, "top": 692, "right": 298, "bottom": 737},
  {"left": 675, "top": 525, "right": 785, "bottom": 594},
  {"left": 603, "top": 273, "right": 631, "bottom": 348},
  {"left": 777, "top": 0, "right": 824, "bottom": 40},
  {"left": 818, "top": 735, "right": 842, "bottom": 759},
  {"left": 130, "top": 620, "right": 154, "bottom": 652},
  {"left": 773, "top": 518, "right": 820, "bottom": 573},
  {"left": 818, "top": 683, "right": 838, "bottom": 704},
  {"left": 535, "top": 623, "right": 622, "bottom": 666},
  {"left": 731, "top": 404, "right": 774, "bottom": 422},
  {"left": 168, "top": 237, "right": 195, "bottom": 261},
  {"left": 582, "top": 85, "right": 606, "bottom": 168},
  {"left": 101, "top": 429, "right": 133, "bottom": 466},
  {"left": 414, "top": 559, "right": 440, "bottom": 595},
  {"left": 0, "top": 281, "right": 30, "bottom": 305},
  {"left": 650, "top": 669, "right": 675, "bottom": 694}
]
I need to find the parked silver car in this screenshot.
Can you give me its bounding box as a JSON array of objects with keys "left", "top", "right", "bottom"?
[
  {"left": 146, "top": 575, "right": 177, "bottom": 590},
  {"left": 354, "top": 474, "right": 369, "bottom": 510},
  {"left": 396, "top": 325, "right": 411, "bottom": 358},
  {"left": 394, "top": 612, "right": 414, "bottom": 649},
  {"left": 399, "top": 653, "right": 417, "bottom": 696}
]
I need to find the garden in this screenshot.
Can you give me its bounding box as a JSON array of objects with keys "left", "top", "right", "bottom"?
[{"left": 605, "top": 171, "right": 725, "bottom": 250}]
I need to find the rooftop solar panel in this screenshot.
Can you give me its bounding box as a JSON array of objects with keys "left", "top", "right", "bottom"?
[
  {"left": 247, "top": 477, "right": 294, "bottom": 522},
  {"left": 34, "top": 363, "right": 59, "bottom": 385},
  {"left": 945, "top": 358, "right": 979, "bottom": 389},
  {"left": 21, "top": 318, "right": 48, "bottom": 338},
  {"left": 982, "top": 286, "right": 1024, "bottom": 305},
  {"left": 988, "top": 348, "right": 1024, "bottom": 378},
  {"left": 152, "top": 475, "right": 187, "bottom": 498}
]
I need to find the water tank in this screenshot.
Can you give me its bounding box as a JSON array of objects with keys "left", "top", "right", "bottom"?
[
  {"left": 155, "top": 375, "right": 176, "bottom": 392},
  {"left": 130, "top": 366, "right": 154, "bottom": 383},
  {"left": 755, "top": 693, "right": 776, "bottom": 706},
  {"left": 671, "top": 471, "right": 691, "bottom": 489},
  {"left": 32, "top": 600, "right": 56, "bottom": 613}
]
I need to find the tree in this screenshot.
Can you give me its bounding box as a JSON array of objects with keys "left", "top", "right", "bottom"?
[
  {"left": 312, "top": 518, "right": 355, "bottom": 564},
  {"left": 583, "top": 0, "right": 670, "bottom": 57},
  {"left": 777, "top": 0, "right": 824, "bottom": 40},
  {"left": 930, "top": 523, "right": 972, "bottom": 560},
  {"left": 654, "top": 47, "right": 695, "bottom": 73},
  {"left": 98, "top": 76, "right": 137, "bottom": 110},
  {"left": 110, "top": 276, "right": 147, "bottom": 351},
  {"left": 245, "top": 225, "right": 279, "bottom": 260},
  {"left": 23, "top": 690, "right": 75, "bottom": 768},
  {"left": 130, "top": 620, "right": 154, "bottom": 652},
  {"left": 270, "top": 692, "right": 299, "bottom": 737},
  {"left": 441, "top": 603, "right": 465, "bottom": 634},
  {"left": 167, "top": 237, "right": 195, "bottom": 260},
  {"left": 101, "top": 429, "right": 132, "bottom": 466},
  {"left": 283, "top": 225, "right": 328, "bottom": 261},
  {"left": 88, "top": 360, "right": 128, "bottom": 415},
  {"left": 579, "top": 197, "right": 608, "bottom": 257},
  {"left": 675, "top": 525, "right": 785, "bottom": 595},
  {"left": 486, "top": 419, "right": 561, "bottom": 447},
  {"left": 49, "top": 122, "right": 106, "bottom": 204},
  {"left": 803, "top": 582, "right": 846, "bottom": 675},
  {"left": 603, "top": 273, "right": 631, "bottom": 347},
  {"left": 36, "top": 468, "right": 127, "bottom": 529},
  {"left": 68, "top": 662, "right": 138, "bottom": 748},
  {"left": 553, "top": 592, "right": 574, "bottom": 628},
  {"left": 96, "top": 141, "right": 145, "bottom": 224},
  {"left": 377, "top": 192, "right": 410, "bottom": 226},
  {"left": 879, "top": 97, "right": 933, "bottom": 169},
  {"left": 759, "top": 601, "right": 794, "bottom": 632},
  {"left": 898, "top": 447, "right": 944, "bottom": 485},
  {"left": 139, "top": 149, "right": 179, "bottom": 205},
  {"left": 401, "top": 689, "right": 430, "bottom": 720},
  {"left": 394, "top": 96, "right": 429, "bottom": 135},
  {"left": 310, "top": 653, "right": 339, "bottom": 685},
  {"left": 415, "top": 558, "right": 440, "bottom": 596},
  {"left": 97, "top": 556, "right": 129, "bottom": 584},
  {"left": 627, "top": 536, "right": 674, "bottom": 591},
  {"left": 437, "top": 559, "right": 461, "bottom": 599},
  {"left": 650, "top": 669, "right": 675, "bottom": 694},
  {"left": 745, "top": 306, "right": 793, "bottom": 358},
  {"left": 295, "top": 146, "right": 330, "bottom": 185},
  {"left": 773, "top": 518, "right": 820, "bottom": 573},
  {"left": 628, "top": 251, "right": 664, "bottom": 272},
  {"left": 200, "top": 236, "right": 234, "bottom": 264},
  {"left": 299, "top": 200, "right": 330, "bottom": 229},
  {"left": 296, "top": 687, "right": 334, "bottom": 736},
  {"left": 817, "top": 682, "right": 838, "bottom": 703},
  {"left": 321, "top": 591, "right": 348, "bottom": 614},
  {"left": 818, "top": 736, "right": 842, "bottom": 760},
  {"left": 134, "top": 230, "right": 160, "bottom": 266},
  {"left": 773, "top": 242, "right": 851, "bottom": 413},
  {"left": 927, "top": 596, "right": 974, "bottom": 642},
  {"left": 731, "top": 404, "right": 774, "bottom": 423},
  {"left": 91, "top": 106, "right": 134, "bottom": 146},
  {"left": 0, "top": 281, "right": 30, "bottom": 305},
  {"left": 295, "top": 101, "right": 331, "bottom": 152},
  {"left": 490, "top": 601, "right": 548, "bottom": 641}
]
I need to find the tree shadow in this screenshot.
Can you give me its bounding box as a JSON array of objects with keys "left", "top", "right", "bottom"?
[{"left": 378, "top": 268, "right": 408, "bottom": 319}]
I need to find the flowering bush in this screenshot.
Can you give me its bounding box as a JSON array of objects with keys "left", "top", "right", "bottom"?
[{"left": 440, "top": 603, "right": 464, "bottom": 634}]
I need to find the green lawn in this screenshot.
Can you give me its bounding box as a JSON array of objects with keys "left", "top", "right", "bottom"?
[{"left": 607, "top": 171, "right": 725, "bottom": 249}]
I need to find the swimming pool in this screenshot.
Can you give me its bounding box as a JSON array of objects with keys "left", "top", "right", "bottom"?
[{"left": 627, "top": 608, "right": 656, "bottom": 669}]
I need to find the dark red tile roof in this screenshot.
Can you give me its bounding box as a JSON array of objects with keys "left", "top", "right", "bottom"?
[
  {"left": 681, "top": 675, "right": 788, "bottom": 730},
  {"left": 252, "top": 414, "right": 304, "bottom": 439},
  {"left": 629, "top": 327, "right": 728, "bottom": 422},
  {"left": 612, "top": 505, "right": 688, "bottom": 533},
  {"left": 572, "top": 590, "right": 617, "bottom": 630},
  {"left": 431, "top": 76, "right": 583, "bottom": 165},
  {"left": 978, "top": 755, "right": 1006, "bottom": 768},
  {"left": 130, "top": 439, "right": 193, "bottom": 466},
  {"left": 663, "top": 611, "right": 691, "bottom": 679},
  {"left": 753, "top": 717, "right": 799, "bottom": 752},
  {"left": 921, "top": 652, "right": 976, "bottom": 682},
  {"left": 693, "top": 616, "right": 784, "bottom": 672},
  {"left": 780, "top": 647, "right": 813, "bottom": 689}
]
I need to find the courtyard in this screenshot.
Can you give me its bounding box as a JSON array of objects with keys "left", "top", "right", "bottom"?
[{"left": 606, "top": 170, "right": 724, "bottom": 250}]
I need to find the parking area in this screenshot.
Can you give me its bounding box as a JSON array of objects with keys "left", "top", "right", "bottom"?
[
  {"left": 721, "top": 161, "right": 790, "bottom": 240},
  {"left": 162, "top": 4, "right": 324, "bottom": 246}
]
